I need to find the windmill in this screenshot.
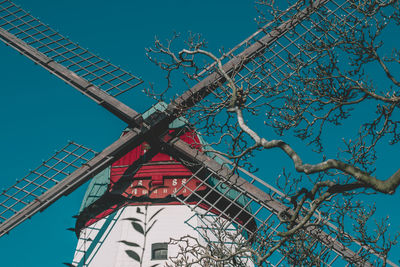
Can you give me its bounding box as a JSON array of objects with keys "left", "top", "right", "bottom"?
[{"left": 0, "top": 0, "right": 398, "bottom": 266}]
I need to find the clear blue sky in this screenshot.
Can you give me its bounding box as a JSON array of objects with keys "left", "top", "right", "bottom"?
[{"left": 0, "top": 0, "right": 398, "bottom": 266}]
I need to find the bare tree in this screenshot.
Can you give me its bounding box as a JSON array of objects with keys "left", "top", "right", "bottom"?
[{"left": 146, "top": 0, "right": 399, "bottom": 265}]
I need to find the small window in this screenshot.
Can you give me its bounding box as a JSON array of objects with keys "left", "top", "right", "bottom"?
[{"left": 151, "top": 243, "right": 168, "bottom": 260}]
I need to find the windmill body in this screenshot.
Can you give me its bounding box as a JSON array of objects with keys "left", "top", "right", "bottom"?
[
  {"left": 73, "top": 205, "right": 204, "bottom": 266},
  {"left": 72, "top": 103, "right": 255, "bottom": 266}
]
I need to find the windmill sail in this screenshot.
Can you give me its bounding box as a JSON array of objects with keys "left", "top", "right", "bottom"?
[
  {"left": 0, "top": 125, "right": 159, "bottom": 238},
  {"left": 0, "top": 0, "right": 143, "bottom": 125},
  {"left": 166, "top": 137, "right": 395, "bottom": 266},
  {"left": 0, "top": 142, "right": 97, "bottom": 236}
]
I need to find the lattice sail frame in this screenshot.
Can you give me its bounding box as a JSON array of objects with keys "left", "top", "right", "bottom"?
[
  {"left": 0, "top": 0, "right": 143, "bottom": 125},
  {"left": 185, "top": 0, "right": 365, "bottom": 148},
  {"left": 0, "top": 142, "right": 97, "bottom": 231},
  {"left": 0, "top": 0, "right": 143, "bottom": 97},
  {"left": 166, "top": 143, "right": 388, "bottom": 266}
]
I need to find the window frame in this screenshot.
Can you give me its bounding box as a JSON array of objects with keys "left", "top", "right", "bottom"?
[{"left": 151, "top": 242, "right": 168, "bottom": 260}]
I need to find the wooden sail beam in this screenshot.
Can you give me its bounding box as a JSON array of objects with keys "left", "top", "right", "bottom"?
[
  {"left": 0, "top": 28, "right": 142, "bottom": 126},
  {"left": 164, "top": 136, "right": 376, "bottom": 267}
]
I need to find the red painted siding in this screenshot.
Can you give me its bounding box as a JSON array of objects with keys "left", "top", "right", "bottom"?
[
  {"left": 110, "top": 129, "right": 201, "bottom": 196},
  {"left": 83, "top": 129, "right": 206, "bottom": 227}
]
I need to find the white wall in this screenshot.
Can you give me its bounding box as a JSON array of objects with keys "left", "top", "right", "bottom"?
[{"left": 72, "top": 205, "right": 254, "bottom": 266}]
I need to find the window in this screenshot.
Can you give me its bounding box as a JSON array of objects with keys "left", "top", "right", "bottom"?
[{"left": 151, "top": 243, "right": 168, "bottom": 260}]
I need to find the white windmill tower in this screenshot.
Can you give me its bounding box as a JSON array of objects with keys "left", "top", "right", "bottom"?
[
  {"left": 0, "top": 0, "right": 397, "bottom": 266},
  {"left": 70, "top": 102, "right": 256, "bottom": 266}
]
